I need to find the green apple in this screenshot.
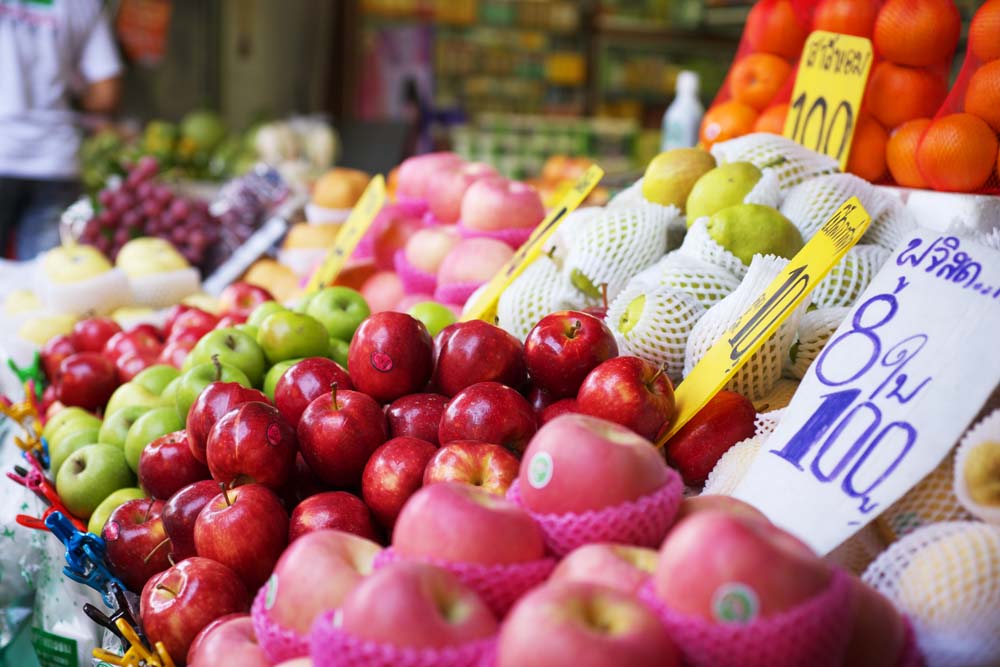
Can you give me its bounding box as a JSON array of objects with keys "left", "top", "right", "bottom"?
[
  {"left": 186, "top": 328, "right": 267, "bottom": 387},
  {"left": 99, "top": 406, "right": 152, "bottom": 451},
  {"left": 263, "top": 358, "right": 304, "bottom": 402},
  {"left": 56, "top": 444, "right": 136, "bottom": 519},
  {"left": 236, "top": 323, "right": 258, "bottom": 339},
  {"left": 246, "top": 300, "right": 289, "bottom": 328},
  {"left": 87, "top": 487, "right": 147, "bottom": 534},
  {"left": 47, "top": 412, "right": 101, "bottom": 449},
  {"left": 131, "top": 365, "right": 181, "bottom": 395},
  {"left": 50, "top": 426, "right": 101, "bottom": 476},
  {"left": 306, "top": 286, "right": 370, "bottom": 341},
  {"left": 174, "top": 360, "right": 251, "bottom": 418},
  {"left": 124, "top": 407, "right": 183, "bottom": 473},
  {"left": 407, "top": 301, "right": 456, "bottom": 337},
  {"left": 327, "top": 337, "right": 349, "bottom": 368},
  {"left": 42, "top": 407, "right": 92, "bottom": 443},
  {"left": 295, "top": 292, "right": 316, "bottom": 313},
  {"left": 686, "top": 161, "right": 763, "bottom": 225},
  {"left": 706, "top": 204, "right": 804, "bottom": 265},
  {"left": 161, "top": 376, "right": 180, "bottom": 404},
  {"left": 105, "top": 381, "right": 167, "bottom": 417},
  {"left": 257, "top": 312, "right": 330, "bottom": 365}
]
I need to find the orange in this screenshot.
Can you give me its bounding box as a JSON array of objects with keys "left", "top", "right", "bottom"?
[
  {"left": 754, "top": 103, "right": 789, "bottom": 134},
  {"left": 730, "top": 54, "right": 793, "bottom": 111},
  {"left": 965, "top": 60, "right": 1000, "bottom": 133},
  {"left": 813, "top": 0, "right": 879, "bottom": 38},
  {"left": 916, "top": 113, "right": 999, "bottom": 192},
  {"left": 969, "top": 0, "right": 1000, "bottom": 63},
  {"left": 745, "top": 0, "right": 809, "bottom": 60},
  {"left": 886, "top": 118, "right": 931, "bottom": 187},
  {"left": 874, "top": 0, "right": 960, "bottom": 68},
  {"left": 699, "top": 101, "right": 758, "bottom": 149},
  {"left": 846, "top": 113, "right": 888, "bottom": 182},
  {"left": 866, "top": 62, "right": 947, "bottom": 130}
]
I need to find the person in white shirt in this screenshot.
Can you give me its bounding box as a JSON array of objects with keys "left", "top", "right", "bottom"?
[{"left": 0, "top": 0, "right": 123, "bottom": 259}]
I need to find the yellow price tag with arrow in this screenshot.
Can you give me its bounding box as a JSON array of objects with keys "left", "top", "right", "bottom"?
[{"left": 656, "top": 197, "right": 872, "bottom": 446}]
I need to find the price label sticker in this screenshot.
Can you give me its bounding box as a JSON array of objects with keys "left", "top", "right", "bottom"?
[
  {"left": 462, "top": 164, "right": 604, "bottom": 323},
  {"left": 656, "top": 197, "right": 872, "bottom": 446},
  {"left": 306, "top": 174, "right": 386, "bottom": 293},
  {"left": 733, "top": 233, "right": 1000, "bottom": 554},
  {"left": 783, "top": 31, "right": 874, "bottom": 169}
]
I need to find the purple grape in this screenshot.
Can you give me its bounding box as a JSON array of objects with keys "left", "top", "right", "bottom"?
[
  {"left": 121, "top": 210, "right": 141, "bottom": 229},
  {"left": 113, "top": 228, "right": 130, "bottom": 244},
  {"left": 136, "top": 156, "right": 159, "bottom": 179}
]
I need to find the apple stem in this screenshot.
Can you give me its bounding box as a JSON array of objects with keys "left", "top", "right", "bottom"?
[
  {"left": 211, "top": 354, "right": 222, "bottom": 381},
  {"left": 330, "top": 382, "right": 339, "bottom": 411},
  {"left": 600, "top": 283, "right": 609, "bottom": 311},
  {"left": 167, "top": 553, "right": 176, "bottom": 567},
  {"left": 155, "top": 583, "right": 178, "bottom": 596},
  {"left": 143, "top": 499, "right": 155, "bottom": 523},
  {"left": 648, "top": 364, "right": 667, "bottom": 387},
  {"left": 220, "top": 482, "right": 232, "bottom": 507},
  {"left": 567, "top": 320, "right": 582, "bottom": 339},
  {"left": 143, "top": 537, "right": 171, "bottom": 564}
]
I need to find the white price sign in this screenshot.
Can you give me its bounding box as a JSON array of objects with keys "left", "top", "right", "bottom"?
[{"left": 734, "top": 231, "right": 1000, "bottom": 554}]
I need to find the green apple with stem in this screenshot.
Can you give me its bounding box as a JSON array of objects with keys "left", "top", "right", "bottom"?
[
  {"left": 99, "top": 406, "right": 151, "bottom": 451},
  {"left": 124, "top": 407, "right": 183, "bottom": 473},
  {"left": 327, "top": 337, "right": 349, "bottom": 368},
  {"left": 173, "top": 357, "right": 251, "bottom": 418},
  {"left": 184, "top": 328, "right": 267, "bottom": 387},
  {"left": 50, "top": 425, "right": 101, "bottom": 476},
  {"left": 87, "top": 487, "right": 147, "bottom": 534},
  {"left": 263, "top": 357, "right": 304, "bottom": 402},
  {"left": 246, "top": 300, "right": 288, "bottom": 328},
  {"left": 256, "top": 311, "right": 330, "bottom": 365},
  {"left": 56, "top": 444, "right": 136, "bottom": 519},
  {"left": 306, "top": 286, "right": 370, "bottom": 341},
  {"left": 131, "top": 365, "right": 180, "bottom": 395},
  {"left": 407, "top": 301, "right": 456, "bottom": 337}
]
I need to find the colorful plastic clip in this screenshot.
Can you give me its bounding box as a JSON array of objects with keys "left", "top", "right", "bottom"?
[
  {"left": 44, "top": 511, "right": 125, "bottom": 607},
  {"left": 6, "top": 452, "right": 84, "bottom": 531},
  {"left": 92, "top": 618, "right": 175, "bottom": 667},
  {"left": 0, "top": 380, "right": 44, "bottom": 454}
]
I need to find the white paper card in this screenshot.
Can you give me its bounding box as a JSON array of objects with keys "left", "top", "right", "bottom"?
[{"left": 733, "top": 231, "right": 1000, "bottom": 555}]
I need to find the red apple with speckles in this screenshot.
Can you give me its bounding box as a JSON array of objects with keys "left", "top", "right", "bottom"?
[
  {"left": 577, "top": 357, "right": 675, "bottom": 441},
  {"left": 438, "top": 382, "right": 537, "bottom": 455},
  {"left": 186, "top": 381, "right": 269, "bottom": 464},
  {"left": 205, "top": 402, "right": 297, "bottom": 491},
  {"left": 274, "top": 357, "right": 353, "bottom": 428},
  {"left": 665, "top": 390, "right": 756, "bottom": 485},
  {"left": 361, "top": 436, "right": 438, "bottom": 530},
  {"left": 288, "top": 491, "right": 380, "bottom": 542},
  {"left": 138, "top": 430, "right": 210, "bottom": 500},
  {"left": 423, "top": 440, "right": 519, "bottom": 496},
  {"left": 524, "top": 311, "right": 618, "bottom": 399},
  {"left": 219, "top": 282, "right": 273, "bottom": 320},
  {"left": 348, "top": 312, "right": 433, "bottom": 404},
  {"left": 431, "top": 320, "right": 527, "bottom": 396},
  {"left": 385, "top": 393, "right": 448, "bottom": 445}
]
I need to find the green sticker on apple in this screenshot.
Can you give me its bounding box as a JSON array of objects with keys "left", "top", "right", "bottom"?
[
  {"left": 265, "top": 574, "right": 278, "bottom": 610},
  {"left": 527, "top": 452, "right": 554, "bottom": 489},
  {"left": 712, "top": 582, "right": 759, "bottom": 624}
]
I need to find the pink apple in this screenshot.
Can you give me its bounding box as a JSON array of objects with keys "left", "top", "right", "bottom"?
[
  {"left": 372, "top": 212, "right": 425, "bottom": 271},
  {"left": 672, "top": 495, "right": 770, "bottom": 527},
  {"left": 436, "top": 238, "right": 513, "bottom": 287},
  {"left": 395, "top": 152, "right": 464, "bottom": 201},
  {"left": 497, "top": 580, "right": 680, "bottom": 667},
  {"left": 393, "top": 481, "right": 545, "bottom": 564},
  {"left": 427, "top": 162, "right": 499, "bottom": 223},
  {"left": 550, "top": 543, "right": 658, "bottom": 596},
  {"left": 403, "top": 227, "right": 461, "bottom": 274},
  {"left": 423, "top": 440, "right": 520, "bottom": 497},
  {"left": 360, "top": 271, "right": 405, "bottom": 314},
  {"left": 288, "top": 491, "right": 380, "bottom": 543},
  {"left": 187, "top": 615, "right": 269, "bottom": 667},
  {"left": 461, "top": 178, "right": 544, "bottom": 231},
  {"left": 219, "top": 282, "right": 274, "bottom": 320},
  {"left": 267, "top": 529, "right": 382, "bottom": 636}
]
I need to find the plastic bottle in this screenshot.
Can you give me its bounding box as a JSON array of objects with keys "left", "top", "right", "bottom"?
[{"left": 661, "top": 71, "right": 704, "bottom": 151}]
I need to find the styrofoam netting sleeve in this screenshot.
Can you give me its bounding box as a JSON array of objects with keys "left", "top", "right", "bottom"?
[
  {"left": 710, "top": 134, "right": 839, "bottom": 193},
  {"left": 862, "top": 521, "right": 1000, "bottom": 667},
  {"left": 779, "top": 173, "right": 890, "bottom": 241},
  {"left": 548, "top": 206, "right": 602, "bottom": 268},
  {"left": 685, "top": 255, "right": 809, "bottom": 402},
  {"left": 558, "top": 201, "right": 674, "bottom": 310},
  {"left": 954, "top": 408, "right": 1000, "bottom": 526},
  {"left": 876, "top": 453, "right": 973, "bottom": 544},
  {"left": 974, "top": 228, "right": 1000, "bottom": 252},
  {"left": 495, "top": 255, "right": 565, "bottom": 342},
  {"left": 606, "top": 178, "right": 645, "bottom": 210},
  {"left": 787, "top": 307, "right": 850, "bottom": 380},
  {"left": 812, "top": 245, "right": 890, "bottom": 309},
  {"left": 754, "top": 409, "right": 786, "bottom": 441},
  {"left": 742, "top": 168, "right": 784, "bottom": 209},
  {"left": 825, "top": 522, "right": 886, "bottom": 576},
  {"left": 702, "top": 437, "right": 761, "bottom": 496},
  {"left": 753, "top": 378, "right": 800, "bottom": 413},
  {"left": 606, "top": 284, "right": 706, "bottom": 383},
  {"left": 629, "top": 251, "right": 742, "bottom": 311},
  {"left": 678, "top": 218, "right": 748, "bottom": 281},
  {"left": 863, "top": 200, "right": 919, "bottom": 252}
]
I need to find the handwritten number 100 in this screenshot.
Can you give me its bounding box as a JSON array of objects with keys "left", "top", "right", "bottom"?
[{"left": 788, "top": 93, "right": 854, "bottom": 162}]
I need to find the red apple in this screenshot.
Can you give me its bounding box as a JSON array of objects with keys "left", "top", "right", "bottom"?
[
  {"left": 348, "top": 312, "right": 434, "bottom": 403},
  {"left": 102, "top": 498, "right": 171, "bottom": 593},
  {"left": 141, "top": 557, "right": 250, "bottom": 663},
  {"left": 194, "top": 484, "right": 289, "bottom": 591},
  {"left": 385, "top": 393, "right": 448, "bottom": 445},
  {"left": 297, "top": 386, "right": 387, "bottom": 489},
  {"left": 168, "top": 308, "right": 219, "bottom": 342},
  {"left": 278, "top": 452, "right": 329, "bottom": 507},
  {"left": 288, "top": 491, "right": 380, "bottom": 543},
  {"left": 438, "top": 382, "right": 537, "bottom": 455},
  {"left": 164, "top": 304, "right": 196, "bottom": 339},
  {"left": 159, "top": 337, "right": 197, "bottom": 369},
  {"left": 163, "top": 480, "right": 220, "bottom": 561},
  {"left": 361, "top": 436, "right": 438, "bottom": 530},
  {"left": 577, "top": 357, "right": 675, "bottom": 441},
  {"left": 115, "top": 350, "right": 158, "bottom": 383},
  {"left": 187, "top": 615, "right": 268, "bottom": 667},
  {"left": 71, "top": 317, "right": 122, "bottom": 353},
  {"left": 665, "top": 390, "right": 756, "bottom": 486},
  {"left": 214, "top": 314, "right": 245, "bottom": 329},
  {"left": 128, "top": 323, "right": 164, "bottom": 342},
  {"left": 540, "top": 398, "right": 579, "bottom": 424},
  {"left": 431, "top": 320, "right": 527, "bottom": 396},
  {"left": 219, "top": 282, "right": 273, "bottom": 320},
  {"left": 550, "top": 543, "right": 659, "bottom": 596},
  {"left": 206, "top": 402, "right": 297, "bottom": 490},
  {"left": 138, "top": 430, "right": 210, "bottom": 500},
  {"left": 393, "top": 482, "right": 545, "bottom": 564},
  {"left": 274, "top": 357, "right": 353, "bottom": 428},
  {"left": 103, "top": 328, "right": 162, "bottom": 363},
  {"left": 40, "top": 334, "right": 77, "bottom": 381},
  {"left": 517, "top": 414, "right": 671, "bottom": 515},
  {"left": 55, "top": 352, "right": 118, "bottom": 411},
  {"left": 186, "top": 381, "right": 270, "bottom": 464},
  {"left": 525, "top": 385, "right": 554, "bottom": 414},
  {"left": 524, "top": 310, "right": 618, "bottom": 399},
  {"left": 423, "top": 440, "right": 519, "bottom": 496},
  {"left": 266, "top": 530, "right": 382, "bottom": 636}
]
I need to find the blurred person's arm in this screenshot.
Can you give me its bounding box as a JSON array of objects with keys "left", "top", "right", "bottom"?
[
  {"left": 77, "top": 3, "right": 123, "bottom": 116},
  {"left": 81, "top": 75, "right": 122, "bottom": 114}
]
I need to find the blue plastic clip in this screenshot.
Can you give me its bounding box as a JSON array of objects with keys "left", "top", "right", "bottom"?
[
  {"left": 44, "top": 511, "right": 125, "bottom": 607},
  {"left": 36, "top": 438, "right": 50, "bottom": 469}
]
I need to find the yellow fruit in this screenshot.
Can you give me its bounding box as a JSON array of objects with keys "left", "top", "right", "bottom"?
[
  {"left": 40, "top": 245, "right": 112, "bottom": 283},
  {"left": 4, "top": 289, "right": 42, "bottom": 315},
  {"left": 641, "top": 148, "right": 717, "bottom": 209},
  {"left": 181, "top": 293, "right": 221, "bottom": 314},
  {"left": 686, "top": 162, "right": 763, "bottom": 225},
  {"left": 116, "top": 237, "right": 189, "bottom": 277},
  {"left": 963, "top": 440, "right": 1000, "bottom": 507},
  {"left": 18, "top": 313, "right": 78, "bottom": 345},
  {"left": 705, "top": 204, "right": 803, "bottom": 265}
]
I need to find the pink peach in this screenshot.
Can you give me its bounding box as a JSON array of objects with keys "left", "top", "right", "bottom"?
[{"left": 360, "top": 271, "right": 406, "bottom": 314}]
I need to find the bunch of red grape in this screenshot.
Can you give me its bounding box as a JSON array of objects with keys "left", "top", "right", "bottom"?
[{"left": 78, "top": 156, "right": 219, "bottom": 266}]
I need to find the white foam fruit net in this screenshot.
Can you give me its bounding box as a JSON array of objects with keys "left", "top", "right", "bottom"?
[
  {"left": 779, "top": 173, "right": 891, "bottom": 241},
  {"left": 863, "top": 199, "right": 919, "bottom": 251},
  {"left": 863, "top": 521, "right": 1000, "bottom": 667},
  {"left": 876, "top": 453, "right": 974, "bottom": 544},
  {"left": 703, "top": 437, "right": 761, "bottom": 495},
  {"left": 954, "top": 408, "right": 1000, "bottom": 526},
  {"left": 606, "top": 178, "right": 645, "bottom": 210},
  {"left": 549, "top": 206, "right": 602, "bottom": 266},
  {"left": 975, "top": 228, "right": 1000, "bottom": 252},
  {"left": 685, "top": 256, "right": 808, "bottom": 402},
  {"left": 628, "top": 251, "right": 742, "bottom": 310},
  {"left": 677, "top": 217, "right": 748, "bottom": 281},
  {"left": 741, "top": 168, "right": 784, "bottom": 209},
  {"left": 558, "top": 201, "right": 674, "bottom": 310},
  {"left": 755, "top": 408, "right": 786, "bottom": 441},
  {"left": 606, "top": 283, "right": 706, "bottom": 383},
  {"left": 496, "top": 254, "right": 565, "bottom": 342},
  {"left": 710, "top": 133, "right": 839, "bottom": 193},
  {"left": 812, "top": 244, "right": 890, "bottom": 309},
  {"left": 826, "top": 522, "right": 887, "bottom": 576},
  {"left": 753, "top": 377, "right": 800, "bottom": 413},
  {"left": 787, "top": 306, "right": 850, "bottom": 380}
]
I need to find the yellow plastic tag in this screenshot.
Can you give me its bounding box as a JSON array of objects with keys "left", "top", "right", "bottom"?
[
  {"left": 306, "top": 174, "right": 387, "bottom": 292},
  {"left": 462, "top": 164, "right": 604, "bottom": 323},
  {"left": 656, "top": 197, "right": 872, "bottom": 445},
  {"left": 783, "top": 31, "right": 874, "bottom": 169}
]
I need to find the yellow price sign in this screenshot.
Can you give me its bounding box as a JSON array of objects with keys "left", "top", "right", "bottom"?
[
  {"left": 306, "top": 175, "right": 386, "bottom": 292},
  {"left": 462, "top": 164, "right": 604, "bottom": 323},
  {"left": 656, "top": 197, "right": 872, "bottom": 446},
  {"left": 783, "top": 31, "right": 874, "bottom": 169}
]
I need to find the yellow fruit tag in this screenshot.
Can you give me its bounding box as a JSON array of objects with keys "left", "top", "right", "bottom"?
[
  {"left": 783, "top": 31, "right": 874, "bottom": 170},
  {"left": 462, "top": 164, "right": 605, "bottom": 323},
  {"left": 656, "top": 197, "right": 872, "bottom": 446},
  {"left": 306, "top": 175, "right": 387, "bottom": 292}
]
